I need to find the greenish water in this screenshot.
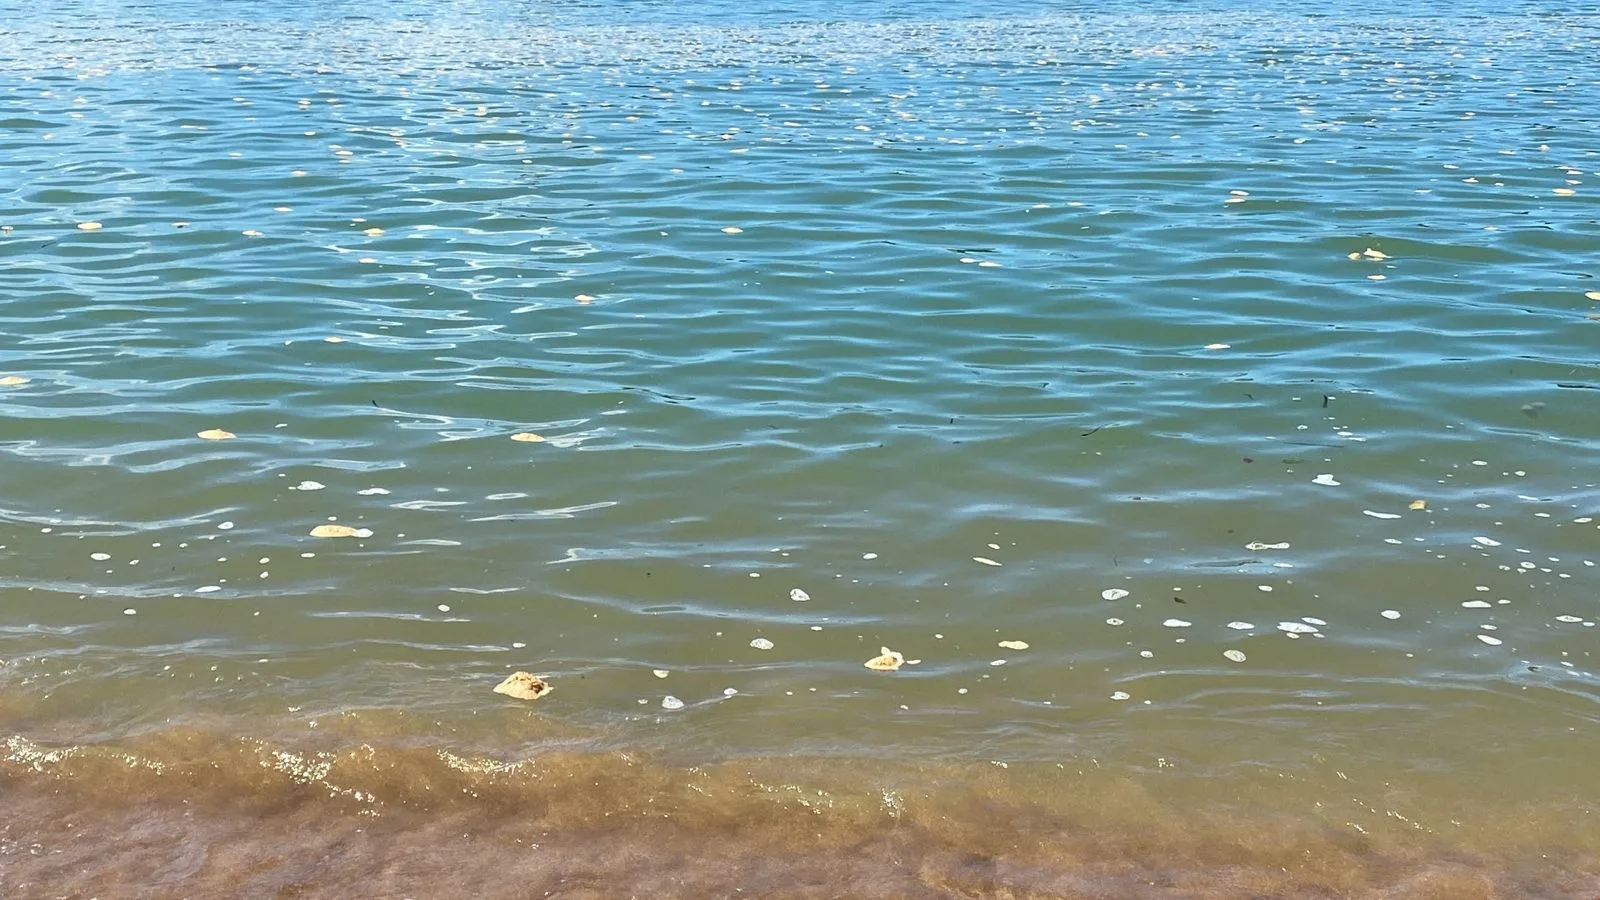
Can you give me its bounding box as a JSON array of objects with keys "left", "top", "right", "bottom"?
[{"left": 2, "top": 1, "right": 1599, "bottom": 895}]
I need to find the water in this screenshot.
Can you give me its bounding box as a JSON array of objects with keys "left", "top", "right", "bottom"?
[{"left": 2, "top": 0, "right": 1599, "bottom": 894}]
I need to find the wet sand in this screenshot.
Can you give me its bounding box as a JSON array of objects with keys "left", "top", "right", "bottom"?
[{"left": 4, "top": 710, "right": 1598, "bottom": 898}]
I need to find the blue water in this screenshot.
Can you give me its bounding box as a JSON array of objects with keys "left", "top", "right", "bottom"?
[{"left": 2, "top": 0, "right": 1599, "bottom": 894}]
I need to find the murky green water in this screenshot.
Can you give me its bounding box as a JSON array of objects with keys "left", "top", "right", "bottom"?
[{"left": 2, "top": 1, "right": 1598, "bottom": 895}]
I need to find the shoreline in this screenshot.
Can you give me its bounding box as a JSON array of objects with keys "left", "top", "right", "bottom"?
[{"left": 3, "top": 711, "right": 1598, "bottom": 898}]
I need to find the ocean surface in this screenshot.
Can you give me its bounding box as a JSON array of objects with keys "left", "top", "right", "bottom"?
[{"left": 2, "top": 0, "right": 1599, "bottom": 895}]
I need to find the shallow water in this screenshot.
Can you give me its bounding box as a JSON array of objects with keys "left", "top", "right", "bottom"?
[{"left": 2, "top": 0, "right": 1599, "bottom": 894}]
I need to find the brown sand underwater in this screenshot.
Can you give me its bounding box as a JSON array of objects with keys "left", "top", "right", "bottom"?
[{"left": 3, "top": 706, "right": 1597, "bottom": 899}]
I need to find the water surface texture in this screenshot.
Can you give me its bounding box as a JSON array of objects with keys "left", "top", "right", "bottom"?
[{"left": 2, "top": 0, "right": 1599, "bottom": 895}]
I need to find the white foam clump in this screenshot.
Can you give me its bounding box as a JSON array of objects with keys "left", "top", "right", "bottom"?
[
  {"left": 1277, "top": 621, "right": 1319, "bottom": 634},
  {"left": 1101, "top": 588, "right": 1129, "bottom": 601},
  {"left": 789, "top": 588, "right": 810, "bottom": 602}
]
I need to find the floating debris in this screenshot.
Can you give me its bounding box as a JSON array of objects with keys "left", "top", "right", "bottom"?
[
  {"left": 363, "top": 227, "right": 384, "bottom": 237},
  {"left": 972, "top": 556, "right": 1002, "bottom": 567},
  {"left": 0, "top": 375, "right": 29, "bottom": 386},
  {"left": 1311, "top": 474, "right": 1341, "bottom": 486},
  {"left": 1277, "top": 621, "right": 1320, "bottom": 635},
  {"left": 1585, "top": 291, "right": 1600, "bottom": 302},
  {"left": 1476, "top": 634, "right": 1503, "bottom": 646},
  {"left": 1245, "top": 541, "right": 1289, "bottom": 551},
  {"left": 720, "top": 226, "right": 744, "bottom": 234},
  {"left": 652, "top": 669, "right": 670, "bottom": 678},
  {"left": 1361, "top": 248, "right": 1391, "bottom": 260},
  {"left": 789, "top": 588, "right": 810, "bottom": 602},
  {"left": 1472, "top": 536, "right": 1502, "bottom": 547},
  {"left": 308, "top": 524, "right": 372, "bottom": 538},
  {"left": 242, "top": 229, "right": 263, "bottom": 237},
  {"left": 509, "top": 433, "right": 546, "bottom": 443},
  {"left": 76, "top": 221, "right": 102, "bottom": 231},
  {"left": 749, "top": 638, "right": 774, "bottom": 650},
  {"left": 493, "top": 672, "right": 552, "bottom": 701},
  {"left": 292, "top": 480, "right": 326, "bottom": 491},
  {"left": 1362, "top": 510, "right": 1402, "bottom": 520},
  {"left": 997, "top": 640, "right": 1029, "bottom": 650},
  {"left": 1203, "top": 343, "right": 1230, "bottom": 350},
  {"left": 1462, "top": 600, "right": 1492, "bottom": 609},
  {"left": 1409, "top": 500, "right": 1427, "bottom": 510},
  {"left": 1556, "top": 615, "right": 1582, "bottom": 624},
  {"left": 1381, "top": 610, "right": 1401, "bottom": 620},
  {"left": 1227, "top": 621, "right": 1255, "bottom": 630},
  {"left": 1163, "top": 619, "right": 1192, "bottom": 628},
  {"left": 1101, "top": 588, "right": 1130, "bottom": 601},
  {"left": 864, "top": 647, "right": 905, "bottom": 671},
  {"left": 196, "top": 429, "right": 235, "bottom": 440},
  {"left": 357, "top": 488, "right": 390, "bottom": 496},
  {"left": 1223, "top": 649, "right": 1247, "bottom": 663},
  {"left": 575, "top": 294, "right": 596, "bottom": 304},
  {"left": 661, "top": 695, "right": 685, "bottom": 710},
  {"left": 1110, "top": 691, "right": 1131, "bottom": 701}
]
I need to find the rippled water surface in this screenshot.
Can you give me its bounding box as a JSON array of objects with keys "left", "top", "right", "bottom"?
[{"left": 2, "top": 0, "right": 1599, "bottom": 895}]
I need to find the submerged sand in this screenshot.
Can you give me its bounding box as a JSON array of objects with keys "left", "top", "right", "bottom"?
[{"left": 3, "top": 710, "right": 1596, "bottom": 898}]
